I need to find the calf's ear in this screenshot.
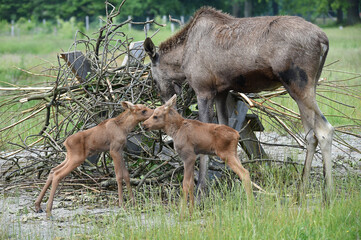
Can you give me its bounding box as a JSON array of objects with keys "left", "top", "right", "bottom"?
[
  {"left": 164, "top": 94, "right": 177, "bottom": 111},
  {"left": 144, "top": 37, "right": 157, "bottom": 60},
  {"left": 121, "top": 101, "right": 135, "bottom": 110}
]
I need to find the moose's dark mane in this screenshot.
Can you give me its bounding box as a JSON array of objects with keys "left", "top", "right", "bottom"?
[{"left": 158, "top": 6, "right": 234, "bottom": 54}]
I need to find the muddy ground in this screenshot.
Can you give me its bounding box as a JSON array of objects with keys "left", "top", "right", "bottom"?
[{"left": 1, "top": 132, "right": 360, "bottom": 239}]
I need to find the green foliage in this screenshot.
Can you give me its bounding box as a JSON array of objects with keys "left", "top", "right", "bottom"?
[
  {"left": 0, "top": 19, "right": 10, "bottom": 34},
  {"left": 1, "top": 0, "right": 359, "bottom": 25}
]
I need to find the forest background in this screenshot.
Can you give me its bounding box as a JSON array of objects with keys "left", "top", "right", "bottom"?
[{"left": 0, "top": 0, "right": 360, "bottom": 26}]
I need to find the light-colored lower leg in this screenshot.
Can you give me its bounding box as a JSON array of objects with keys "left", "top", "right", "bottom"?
[
  {"left": 225, "top": 156, "right": 253, "bottom": 201},
  {"left": 182, "top": 159, "right": 195, "bottom": 216},
  {"left": 299, "top": 130, "right": 318, "bottom": 199},
  {"left": 46, "top": 160, "right": 82, "bottom": 217},
  {"left": 314, "top": 116, "right": 334, "bottom": 202},
  {"left": 123, "top": 169, "right": 135, "bottom": 205},
  {"left": 35, "top": 157, "right": 68, "bottom": 212}
]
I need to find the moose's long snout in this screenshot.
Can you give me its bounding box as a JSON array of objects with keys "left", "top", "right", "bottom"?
[{"left": 142, "top": 121, "right": 149, "bottom": 131}]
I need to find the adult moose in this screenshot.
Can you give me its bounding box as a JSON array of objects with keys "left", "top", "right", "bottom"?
[{"left": 144, "top": 7, "right": 334, "bottom": 201}]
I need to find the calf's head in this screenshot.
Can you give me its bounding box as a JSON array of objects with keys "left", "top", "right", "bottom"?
[
  {"left": 121, "top": 101, "right": 154, "bottom": 122},
  {"left": 143, "top": 38, "right": 183, "bottom": 102},
  {"left": 142, "top": 95, "right": 177, "bottom": 131}
]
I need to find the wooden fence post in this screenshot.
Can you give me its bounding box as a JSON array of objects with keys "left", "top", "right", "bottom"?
[
  {"left": 85, "top": 16, "right": 89, "bottom": 31},
  {"left": 128, "top": 15, "right": 132, "bottom": 31},
  {"left": 11, "top": 20, "right": 14, "bottom": 37},
  {"left": 146, "top": 17, "right": 150, "bottom": 31}
]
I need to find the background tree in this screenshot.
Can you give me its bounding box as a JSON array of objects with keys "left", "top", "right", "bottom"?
[
  {"left": 244, "top": 0, "right": 252, "bottom": 17},
  {"left": 346, "top": 0, "right": 361, "bottom": 24}
]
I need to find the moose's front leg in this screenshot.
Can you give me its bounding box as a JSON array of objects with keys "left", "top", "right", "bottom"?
[
  {"left": 196, "top": 95, "right": 215, "bottom": 194},
  {"left": 215, "top": 92, "right": 229, "bottom": 125},
  {"left": 197, "top": 95, "right": 214, "bottom": 123}
]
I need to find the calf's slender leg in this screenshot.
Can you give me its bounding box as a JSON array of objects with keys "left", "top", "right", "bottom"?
[
  {"left": 221, "top": 153, "right": 253, "bottom": 201},
  {"left": 123, "top": 161, "right": 135, "bottom": 205},
  {"left": 110, "top": 146, "right": 135, "bottom": 207},
  {"left": 46, "top": 154, "right": 85, "bottom": 217},
  {"left": 35, "top": 157, "right": 68, "bottom": 212},
  {"left": 110, "top": 149, "right": 125, "bottom": 207},
  {"left": 180, "top": 153, "right": 196, "bottom": 216}
]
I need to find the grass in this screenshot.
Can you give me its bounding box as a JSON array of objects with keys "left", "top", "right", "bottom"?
[
  {"left": 0, "top": 26, "right": 175, "bottom": 88},
  {"left": 1, "top": 171, "right": 360, "bottom": 239},
  {"left": 62, "top": 175, "right": 361, "bottom": 239}
]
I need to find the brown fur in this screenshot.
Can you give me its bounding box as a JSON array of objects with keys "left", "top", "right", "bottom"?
[
  {"left": 143, "top": 95, "right": 253, "bottom": 213},
  {"left": 35, "top": 102, "right": 153, "bottom": 217},
  {"left": 159, "top": 7, "right": 234, "bottom": 54}
]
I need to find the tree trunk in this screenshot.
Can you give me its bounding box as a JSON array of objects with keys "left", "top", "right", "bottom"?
[
  {"left": 336, "top": 8, "right": 343, "bottom": 24},
  {"left": 232, "top": 0, "right": 241, "bottom": 17},
  {"left": 346, "top": 0, "right": 360, "bottom": 25},
  {"left": 272, "top": 0, "right": 279, "bottom": 16},
  {"left": 244, "top": 0, "right": 252, "bottom": 17}
]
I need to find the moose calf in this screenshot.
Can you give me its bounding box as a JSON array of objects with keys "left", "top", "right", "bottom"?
[
  {"left": 142, "top": 95, "right": 253, "bottom": 211},
  {"left": 35, "top": 102, "right": 153, "bottom": 217}
]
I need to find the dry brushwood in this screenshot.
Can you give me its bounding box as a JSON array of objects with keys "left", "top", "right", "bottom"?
[{"left": 0, "top": 2, "right": 195, "bottom": 191}]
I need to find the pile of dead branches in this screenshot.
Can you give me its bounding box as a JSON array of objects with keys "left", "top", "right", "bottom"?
[
  {"left": 0, "top": 2, "right": 197, "bottom": 191},
  {"left": 1, "top": 1, "right": 360, "bottom": 194}
]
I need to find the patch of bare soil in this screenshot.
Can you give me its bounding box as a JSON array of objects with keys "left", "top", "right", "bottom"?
[
  {"left": 256, "top": 132, "right": 361, "bottom": 175},
  {"left": 0, "top": 190, "right": 122, "bottom": 239}
]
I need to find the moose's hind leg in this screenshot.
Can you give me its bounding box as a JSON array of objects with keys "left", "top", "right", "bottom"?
[
  {"left": 314, "top": 111, "right": 334, "bottom": 201},
  {"left": 277, "top": 63, "right": 333, "bottom": 201},
  {"left": 298, "top": 101, "right": 334, "bottom": 202},
  {"left": 296, "top": 102, "right": 319, "bottom": 196}
]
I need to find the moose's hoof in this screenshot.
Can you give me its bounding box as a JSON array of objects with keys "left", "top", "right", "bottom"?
[{"left": 35, "top": 208, "right": 43, "bottom": 213}]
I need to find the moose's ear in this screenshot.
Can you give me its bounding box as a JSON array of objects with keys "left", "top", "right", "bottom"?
[
  {"left": 121, "top": 101, "right": 135, "bottom": 110},
  {"left": 164, "top": 94, "right": 177, "bottom": 111},
  {"left": 144, "top": 37, "right": 157, "bottom": 60}
]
